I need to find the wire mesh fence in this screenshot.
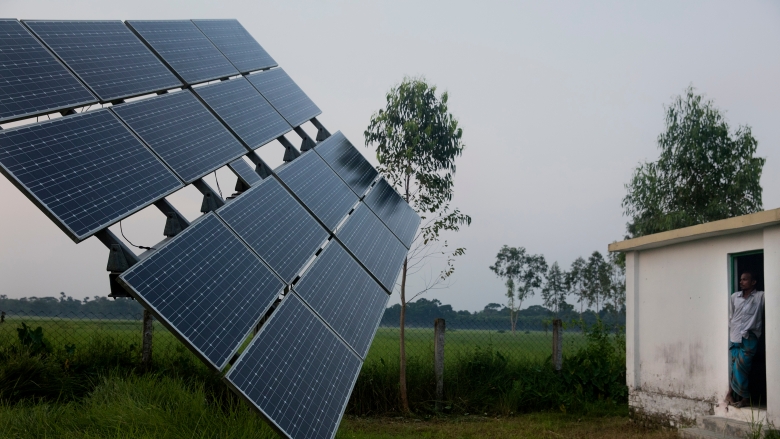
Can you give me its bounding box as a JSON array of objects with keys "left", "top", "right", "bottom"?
[{"left": 0, "top": 307, "right": 604, "bottom": 367}]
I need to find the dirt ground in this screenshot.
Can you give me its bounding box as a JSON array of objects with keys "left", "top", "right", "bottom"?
[{"left": 337, "top": 414, "right": 679, "bottom": 439}]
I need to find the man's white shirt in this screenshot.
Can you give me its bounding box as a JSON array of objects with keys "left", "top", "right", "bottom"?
[{"left": 729, "top": 290, "right": 765, "bottom": 344}]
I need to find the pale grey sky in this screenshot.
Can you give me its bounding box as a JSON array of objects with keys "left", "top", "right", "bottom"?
[{"left": 1, "top": 0, "right": 778, "bottom": 312}]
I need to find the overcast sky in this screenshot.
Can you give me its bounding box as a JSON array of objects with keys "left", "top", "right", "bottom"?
[{"left": 1, "top": 0, "right": 779, "bottom": 312}]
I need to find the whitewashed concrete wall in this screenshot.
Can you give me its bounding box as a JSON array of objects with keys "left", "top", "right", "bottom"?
[{"left": 626, "top": 229, "right": 768, "bottom": 426}]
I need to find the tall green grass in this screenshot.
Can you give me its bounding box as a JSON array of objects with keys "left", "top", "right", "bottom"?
[{"left": 0, "top": 374, "right": 277, "bottom": 439}]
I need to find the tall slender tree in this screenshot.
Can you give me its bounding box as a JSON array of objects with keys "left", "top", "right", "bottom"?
[
  {"left": 542, "top": 262, "right": 567, "bottom": 316},
  {"left": 490, "top": 246, "right": 547, "bottom": 333},
  {"left": 583, "top": 251, "right": 610, "bottom": 315},
  {"left": 365, "top": 77, "right": 470, "bottom": 413},
  {"left": 565, "top": 257, "right": 587, "bottom": 325}
]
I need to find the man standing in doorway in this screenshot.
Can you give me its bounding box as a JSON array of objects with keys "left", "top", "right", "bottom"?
[{"left": 726, "top": 271, "right": 765, "bottom": 407}]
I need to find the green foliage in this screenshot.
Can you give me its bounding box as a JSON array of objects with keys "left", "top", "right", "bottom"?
[
  {"left": 542, "top": 262, "right": 567, "bottom": 315},
  {"left": 0, "top": 374, "right": 277, "bottom": 439},
  {"left": 623, "top": 86, "right": 765, "bottom": 237},
  {"left": 489, "top": 246, "right": 548, "bottom": 332},
  {"left": 16, "top": 323, "right": 50, "bottom": 356},
  {"left": 583, "top": 252, "right": 611, "bottom": 314}
]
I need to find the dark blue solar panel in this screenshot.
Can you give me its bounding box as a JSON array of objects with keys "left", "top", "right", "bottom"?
[
  {"left": 0, "top": 19, "right": 96, "bottom": 123},
  {"left": 118, "top": 213, "right": 284, "bottom": 370},
  {"left": 336, "top": 203, "right": 408, "bottom": 292},
  {"left": 217, "top": 177, "right": 328, "bottom": 284},
  {"left": 247, "top": 68, "right": 320, "bottom": 128},
  {"left": 226, "top": 293, "right": 361, "bottom": 439},
  {"left": 24, "top": 20, "right": 182, "bottom": 102},
  {"left": 193, "top": 77, "right": 291, "bottom": 149},
  {"left": 228, "top": 158, "right": 262, "bottom": 187},
  {"left": 111, "top": 90, "right": 247, "bottom": 183},
  {"left": 314, "top": 131, "right": 377, "bottom": 198},
  {"left": 126, "top": 20, "right": 238, "bottom": 85},
  {"left": 192, "top": 19, "right": 277, "bottom": 73},
  {"left": 0, "top": 109, "right": 182, "bottom": 242},
  {"left": 364, "top": 178, "right": 420, "bottom": 249},
  {"left": 294, "top": 241, "right": 388, "bottom": 358},
  {"left": 275, "top": 150, "right": 358, "bottom": 231}
]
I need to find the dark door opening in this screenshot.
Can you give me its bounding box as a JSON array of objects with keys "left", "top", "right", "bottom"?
[{"left": 731, "top": 251, "right": 766, "bottom": 406}]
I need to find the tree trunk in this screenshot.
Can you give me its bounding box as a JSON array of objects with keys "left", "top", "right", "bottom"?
[{"left": 399, "top": 256, "right": 410, "bottom": 413}]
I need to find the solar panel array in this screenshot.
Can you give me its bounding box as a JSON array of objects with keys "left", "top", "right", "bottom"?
[{"left": 0, "top": 18, "right": 420, "bottom": 439}]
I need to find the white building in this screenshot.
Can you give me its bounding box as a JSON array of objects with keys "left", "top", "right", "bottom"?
[{"left": 609, "top": 208, "right": 780, "bottom": 428}]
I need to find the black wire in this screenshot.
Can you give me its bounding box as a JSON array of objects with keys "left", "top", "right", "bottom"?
[
  {"left": 119, "top": 221, "right": 155, "bottom": 251},
  {"left": 213, "top": 171, "right": 223, "bottom": 198}
]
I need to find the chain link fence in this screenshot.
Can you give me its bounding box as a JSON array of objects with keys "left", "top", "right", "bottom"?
[{"left": 0, "top": 307, "right": 602, "bottom": 366}]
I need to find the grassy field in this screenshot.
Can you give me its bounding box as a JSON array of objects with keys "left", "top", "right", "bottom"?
[
  {"left": 0, "top": 316, "right": 591, "bottom": 366},
  {"left": 0, "top": 373, "right": 667, "bottom": 439}
]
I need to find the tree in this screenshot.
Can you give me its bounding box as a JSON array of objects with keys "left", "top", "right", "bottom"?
[
  {"left": 541, "top": 262, "right": 567, "bottom": 316},
  {"left": 623, "top": 86, "right": 766, "bottom": 238},
  {"left": 565, "top": 257, "right": 587, "bottom": 325},
  {"left": 583, "top": 251, "right": 610, "bottom": 314},
  {"left": 365, "top": 77, "right": 471, "bottom": 413},
  {"left": 607, "top": 251, "right": 626, "bottom": 324},
  {"left": 489, "top": 246, "right": 547, "bottom": 333}
]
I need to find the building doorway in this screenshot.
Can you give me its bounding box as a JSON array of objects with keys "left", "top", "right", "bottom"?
[{"left": 730, "top": 250, "right": 766, "bottom": 406}]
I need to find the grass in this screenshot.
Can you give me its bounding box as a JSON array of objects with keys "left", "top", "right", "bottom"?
[{"left": 0, "top": 373, "right": 671, "bottom": 439}]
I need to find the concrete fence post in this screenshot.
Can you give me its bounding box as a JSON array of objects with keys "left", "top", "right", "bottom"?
[
  {"left": 141, "top": 309, "right": 154, "bottom": 368},
  {"left": 552, "top": 318, "right": 563, "bottom": 371},
  {"left": 434, "top": 318, "right": 445, "bottom": 412}
]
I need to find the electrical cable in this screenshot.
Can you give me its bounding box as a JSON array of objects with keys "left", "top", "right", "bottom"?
[
  {"left": 119, "top": 221, "right": 155, "bottom": 251},
  {"left": 213, "top": 171, "right": 223, "bottom": 199}
]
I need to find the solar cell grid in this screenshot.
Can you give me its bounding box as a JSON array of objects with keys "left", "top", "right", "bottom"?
[
  {"left": 294, "top": 241, "right": 389, "bottom": 358},
  {"left": 275, "top": 150, "right": 358, "bottom": 231},
  {"left": 0, "top": 109, "right": 182, "bottom": 242},
  {"left": 228, "top": 158, "right": 262, "bottom": 187},
  {"left": 0, "top": 19, "right": 96, "bottom": 123},
  {"left": 111, "top": 90, "right": 247, "bottom": 183},
  {"left": 336, "top": 203, "right": 408, "bottom": 292},
  {"left": 216, "top": 177, "right": 328, "bottom": 284},
  {"left": 364, "top": 178, "right": 420, "bottom": 248},
  {"left": 314, "top": 131, "right": 378, "bottom": 198},
  {"left": 193, "top": 77, "right": 291, "bottom": 149},
  {"left": 227, "top": 293, "right": 361, "bottom": 439},
  {"left": 118, "top": 213, "right": 284, "bottom": 370},
  {"left": 192, "top": 19, "right": 277, "bottom": 73},
  {"left": 126, "top": 20, "right": 238, "bottom": 85},
  {"left": 24, "top": 20, "right": 182, "bottom": 102},
  {"left": 247, "top": 68, "right": 320, "bottom": 128}
]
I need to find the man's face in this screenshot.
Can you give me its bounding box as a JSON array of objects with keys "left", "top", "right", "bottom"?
[{"left": 740, "top": 273, "right": 757, "bottom": 293}]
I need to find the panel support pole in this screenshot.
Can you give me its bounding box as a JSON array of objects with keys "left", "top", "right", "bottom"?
[
  {"left": 141, "top": 308, "right": 154, "bottom": 369},
  {"left": 310, "top": 117, "right": 331, "bottom": 141},
  {"left": 552, "top": 318, "right": 563, "bottom": 371},
  {"left": 244, "top": 152, "right": 272, "bottom": 178},
  {"left": 434, "top": 318, "right": 445, "bottom": 412}
]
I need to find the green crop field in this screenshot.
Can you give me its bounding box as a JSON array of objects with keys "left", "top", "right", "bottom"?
[{"left": 0, "top": 316, "right": 590, "bottom": 367}]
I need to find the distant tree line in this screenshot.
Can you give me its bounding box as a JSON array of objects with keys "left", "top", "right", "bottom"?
[
  {"left": 0, "top": 293, "right": 143, "bottom": 319},
  {"left": 380, "top": 297, "right": 624, "bottom": 331}
]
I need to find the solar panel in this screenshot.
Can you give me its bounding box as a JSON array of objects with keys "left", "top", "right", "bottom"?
[
  {"left": 226, "top": 293, "right": 361, "bottom": 439},
  {"left": 111, "top": 90, "right": 247, "bottom": 183},
  {"left": 364, "top": 178, "right": 420, "bottom": 249},
  {"left": 118, "top": 213, "right": 284, "bottom": 370},
  {"left": 191, "top": 19, "right": 277, "bottom": 73},
  {"left": 336, "top": 203, "right": 408, "bottom": 292},
  {"left": 247, "top": 68, "right": 320, "bottom": 128},
  {"left": 294, "top": 241, "right": 389, "bottom": 358},
  {"left": 23, "top": 20, "right": 182, "bottom": 102},
  {"left": 126, "top": 20, "right": 238, "bottom": 85},
  {"left": 228, "top": 158, "right": 262, "bottom": 187},
  {"left": 0, "top": 109, "right": 182, "bottom": 242},
  {"left": 275, "top": 150, "right": 358, "bottom": 231},
  {"left": 216, "top": 177, "right": 328, "bottom": 284},
  {"left": 0, "top": 19, "right": 96, "bottom": 123},
  {"left": 313, "top": 131, "right": 378, "bottom": 198},
  {"left": 193, "top": 77, "right": 291, "bottom": 149}
]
